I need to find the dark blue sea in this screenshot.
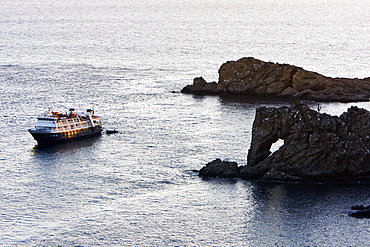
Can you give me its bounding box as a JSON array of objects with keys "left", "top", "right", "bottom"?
[{"left": 1, "top": 0, "right": 370, "bottom": 245}]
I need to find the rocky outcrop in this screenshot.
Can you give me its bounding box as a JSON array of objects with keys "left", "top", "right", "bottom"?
[
  {"left": 182, "top": 57, "right": 370, "bottom": 102},
  {"left": 350, "top": 205, "right": 370, "bottom": 218},
  {"left": 199, "top": 159, "right": 240, "bottom": 178},
  {"left": 199, "top": 104, "right": 370, "bottom": 182}
]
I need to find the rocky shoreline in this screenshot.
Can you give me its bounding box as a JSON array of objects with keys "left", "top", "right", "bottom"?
[
  {"left": 199, "top": 103, "right": 370, "bottom": 182},
  {"left": 182, "top": 57, "right": 370, "bottom": 102}
]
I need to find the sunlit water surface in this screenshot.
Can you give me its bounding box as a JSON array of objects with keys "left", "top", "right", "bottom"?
[{"left": 1, "top": 0, "right": 370, "bottom": 245}]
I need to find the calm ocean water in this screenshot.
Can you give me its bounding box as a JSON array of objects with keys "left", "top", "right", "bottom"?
[{"left": 1, "top": 0, "right": 370, "bottom": 245}]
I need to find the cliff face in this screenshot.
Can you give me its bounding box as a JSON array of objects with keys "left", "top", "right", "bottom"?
[
  {"left": 199, "top": 104, "right": 370, "bottom": 182},
  {"left": 182, "top": 57, "right": 370, "bottom": 102}
]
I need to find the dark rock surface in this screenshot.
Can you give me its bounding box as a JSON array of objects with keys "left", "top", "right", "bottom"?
[
  {"left": 199, "top": 104, "right": 370, "bottom": 182},
  {"left": 244, "top": 103, "right": 370, "bottom": 181},
  {"left": 199, "top": 158, "right": 240, "bottom": 178},
  {"left": 350, "top": 205, "right": 370, "bottom": 218},
  {"left": 182, "top": 57, "right": 370, "bottom": 102}
]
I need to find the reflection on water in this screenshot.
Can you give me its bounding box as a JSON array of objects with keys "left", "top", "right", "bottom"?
[
  {"left": 218, "top": 94, "right": 294, "bottom": 105},
  {"left": 218, "top": 94, "right": 370, "bottom": 116},
  {"left": 31, "top": 136, "right": 101, "bottom": 164},
  {"left": 246, "top": 181, "right": 370, "bottom": 245}
]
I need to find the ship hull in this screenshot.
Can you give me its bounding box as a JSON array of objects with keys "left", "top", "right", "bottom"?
[{"left": 29, "top": 126, "right": 103, "bottom": 145}]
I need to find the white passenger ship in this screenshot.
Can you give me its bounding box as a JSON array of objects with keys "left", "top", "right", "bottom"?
[{"left": 28, "top": 108, "right": 103, "bottom": 145}]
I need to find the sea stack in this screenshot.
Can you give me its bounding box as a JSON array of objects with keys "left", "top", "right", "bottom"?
[
  {"left": 199, "top": 104, "right": 370, "bottom": 182},
  {"left": 182, "top": 57, "right": 370, "bottom": 102}
]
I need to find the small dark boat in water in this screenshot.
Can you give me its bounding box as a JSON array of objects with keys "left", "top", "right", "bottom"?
[
  {"left": 28, "top": 108, "right": 103, "bottom": 145},
  {"left": 106, "top": 129, "right": 119, "bottom": 134}
]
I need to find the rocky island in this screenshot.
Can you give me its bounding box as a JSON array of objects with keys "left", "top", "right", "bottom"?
[
  {"left": 182, "top": 57, "right": 370, "bottom": 102},
  {"left": 199, "top": 103, "right": 370, "bottom": 182}
]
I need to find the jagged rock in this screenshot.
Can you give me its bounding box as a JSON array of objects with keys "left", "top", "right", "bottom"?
[
  {"left": 350, "top": 205, "right": 370, "bottom": 218},
  {"left": 242, "top": 103, "right": 370, "bottom": 181},
  {"left": 351, "top": 205, "right": 370, "bottom": 210},
  {"left": 182, "top": 57, "right": 370, "bottom": 102},
  {"left": 199, "top": 158, "right": 240, "bottom": 178},
  {"left": 199, "top": 104, "right": 370, "bottom": 182},
  {"left": 181, "top": 77, "right": 217, "bottom": 94}
]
